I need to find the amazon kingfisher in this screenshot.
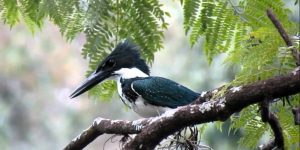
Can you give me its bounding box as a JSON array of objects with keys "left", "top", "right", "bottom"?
[{"left": 70, "top": 40, "right": 199, "bottom": 117}]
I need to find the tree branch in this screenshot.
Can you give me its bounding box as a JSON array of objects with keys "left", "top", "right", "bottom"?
[
  {"left": 259, "top": 99, "right": 284, "bottom": 150},
  {"left": 292, "top": 106, "right": 300, "bottom": 125},
  {"left": 266, "top": 9, "right": 300, "bottom": 66},
  {"left": 64, "top": 118, "right": 148, "bottom": 150}
]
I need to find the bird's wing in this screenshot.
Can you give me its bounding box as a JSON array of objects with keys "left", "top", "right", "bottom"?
[{"left": 132, "top": 77, "right": 199, "bottom": 108}]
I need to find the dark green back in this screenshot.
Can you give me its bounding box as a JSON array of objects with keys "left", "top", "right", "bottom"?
[{"left": 132, "top": 77, "right": 199, "bottom": 108}]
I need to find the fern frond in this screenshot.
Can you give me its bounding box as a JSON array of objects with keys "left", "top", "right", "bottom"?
[
  {"left": 241, "top": 0, "right": 291, "bottom": 29},
  {"left": 117, "top": 0, "right": 167, "bottom": 63},
  {"left": 182, "top": 0, "right": 295, "bottom": 66},
  {"left": 1, "top": 0, "right": 19, "bottom": 26},
  {"left": 231, "top": 26, "right": 292, "bottom": 85},
  {"left": 230, "top": 105, "right": 258, "bottom": 131},
  {"left": 88, "top": 80, "right": 117, "bottom": 101},
  {"left": 17, "top": 0, "right": 41, "bottom": 32},
  {"left": 182, "top": 0, "right": 201, "bottom": 34},
  {"left": 290, "top": 94, "right": 300, "bottom": 107},
  {"left": 189, "top": 0, "right": 215, "bottom": 46},
  {"left": 63, "top": 10, "right": 84, "bottom": 41},
  {"left": 239, "top": 117, "right": 267, "bottom": 148},
  {"left": 277, "top": 103, "right": 300, "bottom": 149},
  {"left": 185, "top": 0, "right": 247, "bottom": 63},
  {"left": 231, "top": 105, "right": 268, "bottom": 148},
  {"left": 231, "top": 97, "right": 300, "bottom": 149}
]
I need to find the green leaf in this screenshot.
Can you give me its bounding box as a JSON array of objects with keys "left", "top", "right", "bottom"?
[
  {"left": 214, "top": 121, "right": 223, "bottom": 132},
  {"left": 88, "top": 80, "right": 117, "bottom": 101},
  {"left": 2, "top": 0, "right": 19, "bottom": 27}
]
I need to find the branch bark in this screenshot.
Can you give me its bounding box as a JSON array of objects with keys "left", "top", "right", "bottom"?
[
  {"left": 292, "top": 106, "right": 300, "bottom": 125},
  {"left": 64, "top": 118, "right": 148, "bottom": 150},
  {"left": 259, "top": 99, "right": 284, "bottom": 150},
  {"left": 64, "top": 68, "right": 300, "bottom": 150},
  {"left": 266, "top": 9, "right": 300, "bottom": 66}
]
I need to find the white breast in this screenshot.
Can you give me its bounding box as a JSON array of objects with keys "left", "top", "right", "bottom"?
[
  {"left": 116, "top": 78, "right": 170, "bottom": 117},
  {"left": 114, "top": 68, "right": 170, "bottom": 117},
  {"left": 131, "top": 96, "right": 171, "bottom": 118},
  {"left": 116, "top": 77, "right": 131, "bottom": 107}
]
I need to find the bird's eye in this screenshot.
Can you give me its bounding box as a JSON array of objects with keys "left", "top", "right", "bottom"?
[{"left": 106, "top": 59, "right": 116, "bottom": 68}]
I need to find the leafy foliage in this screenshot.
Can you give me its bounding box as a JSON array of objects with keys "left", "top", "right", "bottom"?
[
  {"left": 1, "top": 0, "right": 20, "bottom": 27},
  {"left": 277, "top": 97, "right": 300, "bottom": 149},
  {"left": 230, "top": 98, "right": 300, "bottom": 149},
  {"left": 0, "top": 0, "right": 168, "bottom": 99},
  {"left": 0, "top": 0, "right": 299, "bottom": 149},
  {"left": 230, "top": 105, "right": 268, "bottom": 148},
  {"left": 183, "top": 0, "right": 248, "bottom": 63}
]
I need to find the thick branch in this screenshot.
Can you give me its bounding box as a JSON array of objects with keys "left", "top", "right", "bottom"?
[
  {"left": 124, "top": 69, "right": 300, "bottom": 149},
  {"left": 266, "top": 9, "right": 300, "bottom": 66}
]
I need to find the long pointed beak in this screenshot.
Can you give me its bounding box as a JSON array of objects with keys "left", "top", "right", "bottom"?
[{"left": 69, "top": 71, "right": 111, "bottom": 99}]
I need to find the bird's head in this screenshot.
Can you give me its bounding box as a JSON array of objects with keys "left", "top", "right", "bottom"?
[{"left": 70, "top": 39, "right": 149, "bottom": 98}]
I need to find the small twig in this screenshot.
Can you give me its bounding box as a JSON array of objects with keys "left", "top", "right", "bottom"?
[
  {"left": 260, "top": 99, "right": 270, "bottom": 122},
  {"left": 292, "top": 106, "right": 300, "bottom": 125},
  {"left": 259, "top": 99, "right": 284, "bottom": 150},
  {"left": 268, "top": 113, "right": 284, "bottom": 149},
  {"left": 266, "top": 9, "right": 300, "bottom": 66}
]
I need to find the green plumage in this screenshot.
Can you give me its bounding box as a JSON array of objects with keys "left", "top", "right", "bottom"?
[{"left": 132, "top": 77, "right": 199, "bottom": 108}]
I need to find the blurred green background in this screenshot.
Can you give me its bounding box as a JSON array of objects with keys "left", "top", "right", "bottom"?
[{"left": 0, "top": 1, "right": 298, "bottom": 150}]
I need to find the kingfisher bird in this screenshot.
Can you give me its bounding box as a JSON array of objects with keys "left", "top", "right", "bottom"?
[{"left": 70, "top": 40, "right": 199, "bottom": 117}]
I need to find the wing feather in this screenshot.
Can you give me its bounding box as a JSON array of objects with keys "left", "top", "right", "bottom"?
[{"left": 132, "top": 77, "right": 199, "bottom": 108}]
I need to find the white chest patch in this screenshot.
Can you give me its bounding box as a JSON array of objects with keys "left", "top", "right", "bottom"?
[
  {"left": 116, "top": 78, "right": 131, "bottom": 107},
  {"left": 131, "top": 97, "right": 171, "bottom": 118},
  {"left": 115, "top": 71, "right": 171, "bottom": 118},
  {"left": 116, "top": 79, "right": 170, "bottom": 117}
]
